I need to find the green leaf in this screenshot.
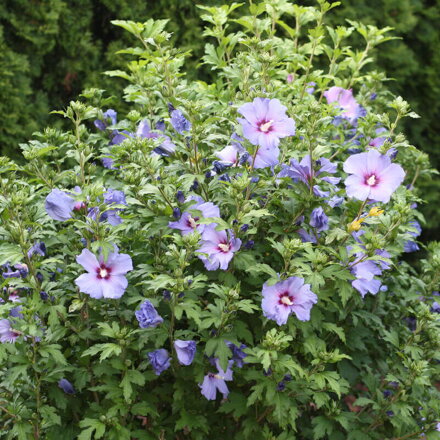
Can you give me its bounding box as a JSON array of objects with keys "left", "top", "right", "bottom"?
[{"left": 0, "top": 243, "right": 23, "bottom": 266}]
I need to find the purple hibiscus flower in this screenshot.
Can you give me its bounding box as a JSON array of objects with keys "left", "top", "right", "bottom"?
[
  {"left": 262, "top": 277, "right": 317, "bottom": 325},
  {"left": 306, "top": 81, "right": 316, "bottom": 94},
  {"left": 174, "top": 340, "right": 197, "bottom": 366},
  {"left": 0, "top": 319, "right": 20, "bottom": 343},
  {"left": 323, "top": 87, "right": 364, "bottom": 124},
  {"left": 279, "top": 155, "right": 340, "bottom": 198},
  {"left": 169, "top": 196, "right": 220, "bottom": 236},
  {"left": 310, "top": 207, "right": 329, "bottom": 232},
  {"left": 94, "top": 109, "right": 117, "bottom": 131},
  {"left": 197, "top": 224, "right": 241, "bottom": 271},
  {"left": 403, "top": 220, "right": 422, "bottom": 253},
  {"left": 368, "top": 127, "right": 387, "bottom": 148},
  {"left": 74, "top": 247, "right": 133, "bottom": 299},
  {"left": 2, "top": 263, "right": 29, "bottom": 279},
  {"left": 27, "top": 242, "right": 46, "bottom": 259},
  {"left": 136, "top": 120, "right": 176, "bottom": 156},
  {"left": 148, "top": 348, "right": 171, "bottom": 375},
  {"left": 215, "top": 143, "right": 247, "bottom": 167},
  {"left": 170, "top": 109, "right": 191, "bottom": 135},
  {"left": 200, "top": 359, "right": 234, "bottom": 400},
  {"left": 348, "top": 235, "right": 391, "bottom": 296},
  {"left": 58, "top": 378, "right": 76, "bottom": 395},
  {"left": 237, "top": 97, "right": 296, "bottom": 152},
  {"left": 135, "top": 300, "right": 163, "bottom": 328},
  {"left": 226, "top": 341, "right": 247, "bottom": 368},
  {"left": 101, "top": 189, "right": 127, "bottom": 226},
  {"left": 45, "top": 189, "right": 77, "bottom": 221},
  {"left": 343, "top": 150, "right": 405, "bottom": 203}
]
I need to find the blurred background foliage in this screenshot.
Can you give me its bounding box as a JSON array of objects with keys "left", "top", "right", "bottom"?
[{"left": 0, "top": 0, "right": 439, "bottom": 238}]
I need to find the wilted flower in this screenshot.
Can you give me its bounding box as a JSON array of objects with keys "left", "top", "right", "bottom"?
[
  {"left": 197, "top": 224, "right": 241, "bottom": 271},
  {"left": 2, "top": 263, "right": 29, "bottom": 279},
  {"left": 226, "top": 341, "right": 247, "bottom": 368},
  {"left": 323, "top": 87, "right": 364, "bottom": 124},
  {"left": 174, "top": 340, "right": 196, "bottom": 366},
  {"left": 45, "top": 189, "right": 76, "bottom": 221},
  {"left": 343, "top": 150, "right": 405, "bottom": 203},
  {"left": 27, "top": 242, "right": 46, "bottom": 259},
  {"left": 58, "top": 378, "right": 76, "bottom": 395},
  {"left": 310, "top": 207, "right": 329, "bottom": 232},
  {"left": 262, "top": 277, "right": 318, "bottom": 325},
  {"left": 0, "top": 319, "right": 20, "bottom": 343},
  {"left": 200, "top": 359, "right": 234, "bottom": 400},
  {"left": 328, "top": 195, "right": 344, "bottom": 208},
  {"left": 148, "top": 349, "right": 171, "bottom": 375},
  {"left": 170, "top": 109, "right": 191, "bottom": 134},
  {"left": 135, "top": 300, "right": 163, "bottom": 328},
  {"left": 75, "top": 247, "right": 133, "bottom": 299},
  {"left": 169, "top": 196, "right": 220, "bottom": 236},
  {"left": 237, "top": 97, "right": 296, "bottom": 150}
]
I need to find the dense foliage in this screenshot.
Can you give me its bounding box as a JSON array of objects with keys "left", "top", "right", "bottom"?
[
  {"left": 1, "top": 1, "right": 439, "bottom": 439},
  {"left": 1, "top": 0, "right": 439, "bottom": 239}
]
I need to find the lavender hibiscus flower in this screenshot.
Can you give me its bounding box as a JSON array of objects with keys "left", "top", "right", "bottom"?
[
  {"left": 343, "top": 150, "right": 405, "bottom": 203},
  {"left": 238, "top": 98, "right": 296, "bottom": 150},
  {"left": 170, "top": 109, "right": 191, "bottom": 135},
  {"left": 403, "top": 220, "right": 422, "bottom": 253},
  {"left": 94, "top": 109, "right": 117, "bottom": 131},
  {"left": 197, "top": 224, "right": 241, "bottom": 271},
  {"left": 262, "top": 277, "right": 317, "bottom": 325},
  {"left": 101, "top": 189, "right": 127, "bottom": 226},
  {"left": 2, "top": 263, "right": 29, "bottom": 279},
  {"left": 74, "top": 247, "right": 133, "bottom": 299},
  {"left": 348, "top": 233, "right": 391, "bottom": 296},
  {"left": 279, "top": 155, "right": 340, "bottom": 198},
  {"left": 174, "top": 340, "right": 197, "bottom": 366},
  {"left": 323, "top": 87, "right": 364, "bottom": 124},
  {"left": 148, "top": 349, "right": 171, "bottom": 375},
  {"left": 200, "top": 359, "right": 234, "bottom": 400},
  {"left": 215, "top": 137, "right": 247, "bottom": 167},
  {"left": 169, "top": 196, "right": 220, "bottom": 236},
  {"left": 27, "top": 242, "right": 46, "bottom": 259},
  {"left": 0, "top": 319, "right": 20, "bottom": 343},
  {"left": 310, "top": 207, "right": 329, "bottom": 232},
  {"left": 226, "top": 341, "right": 247, "bottom": 368},
  {"left": 45, "top": 189, "right": 77, "bottom": 221},
  {"left": 135, "top": 300, "right": 163, "bottom": 328},
  {"left": 136, "top": 120, "right": 176, "bottom": 156}
]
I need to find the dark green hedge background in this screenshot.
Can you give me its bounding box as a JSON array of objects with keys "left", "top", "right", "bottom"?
[{"left": 1, "top": 0, "right": 439, "bottom": 237}]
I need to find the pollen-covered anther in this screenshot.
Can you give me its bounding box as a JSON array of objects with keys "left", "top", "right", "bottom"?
[
  {"left": 366, "top": 175, "right": 377, "bottom": 186},
  {"left": 259, "top": 120, "right": 274, "bottom": 132},
  {"left": 218, "top": 243, "right": 231, "bottom": 252},
  {"left": 280, "top": 295, "right": 293, "bottom": 306},
  {"left": 188, "top": 216, "right": 198, "bottom": 229}
]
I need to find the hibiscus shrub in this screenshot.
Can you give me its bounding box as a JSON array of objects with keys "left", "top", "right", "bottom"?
[{"left": 1, "top": 1, "right": 440, "bottom": 439}]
